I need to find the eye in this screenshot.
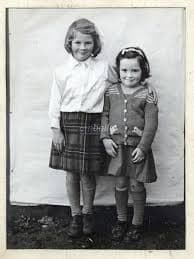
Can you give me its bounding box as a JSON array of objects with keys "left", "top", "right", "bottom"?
[
  {"left": 121, "top": 69, "right": 127, "bottom": 72},
  {"left": 85, "top": 41, "right": 93, "bottom": 45},
  {"left": 74, "top": 40, "right": 81, "bottom": 44},
  {"left": 132, "top": 69, "right": 140, "bottom": 72}
]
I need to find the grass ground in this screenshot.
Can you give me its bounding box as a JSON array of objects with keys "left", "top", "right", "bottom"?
[{"left": 7, "top": 203, "right": 185, "bottom": 249}]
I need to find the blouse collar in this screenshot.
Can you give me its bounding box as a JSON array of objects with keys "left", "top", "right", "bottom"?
[{"left": 68, "top": 54, "right": 93, "bottom": 69}]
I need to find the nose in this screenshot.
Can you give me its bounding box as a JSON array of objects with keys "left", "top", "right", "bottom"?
[
  {"left": 80, "top": 43, "right": 86, "bottom": 50},
  {"left": 127, "top": 71, "right": 133, "bottom": 77}
]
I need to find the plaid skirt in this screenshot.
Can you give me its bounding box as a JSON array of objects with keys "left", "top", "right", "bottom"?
[
  {"left": 105, "top": 145, "right": 157, "bottom": 183},
  {"left": 49, "top": 112, "right": 107, "bottom": 176}
]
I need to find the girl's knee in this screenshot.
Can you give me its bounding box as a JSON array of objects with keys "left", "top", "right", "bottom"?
[
  {"left": 81, "top": 175, "right": 96, "bottom": 189},
  {"left": 66, "top": 171, "right": 80, "bottom": 183},
  {"left": 129, "top": 179, "right": 144, "bottom": 192},
  {"left": 115, "top": 177, "right": 128, "bottom": 190}
]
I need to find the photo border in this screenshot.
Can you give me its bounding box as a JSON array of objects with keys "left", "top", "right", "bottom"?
[{"left": 0, "top": 0, "right": 193, "bottom": 258}]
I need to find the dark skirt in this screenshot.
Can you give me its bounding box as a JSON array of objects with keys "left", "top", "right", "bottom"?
[
  {"left": 49, "top": 112, "right": 106, "bottom": 176},
  {"left": 106, "top": 145, "right": 157, "bottom": 183}
]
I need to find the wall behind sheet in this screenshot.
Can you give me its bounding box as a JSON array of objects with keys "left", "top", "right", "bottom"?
[{"left": 9, "top": 8, "right": 184, "bottom": 205}]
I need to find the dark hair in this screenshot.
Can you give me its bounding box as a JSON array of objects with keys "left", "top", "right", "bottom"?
[
  {"left": 64, "top": 18, "right": 102, "bottom": 57},
  {"left": 115, "top": 47, "right": 150, "bottom": 82}
]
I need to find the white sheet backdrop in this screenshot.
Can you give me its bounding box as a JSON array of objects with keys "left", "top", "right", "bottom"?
[{"left": 9, "top": 8, "right": 184, "bottom": 205}]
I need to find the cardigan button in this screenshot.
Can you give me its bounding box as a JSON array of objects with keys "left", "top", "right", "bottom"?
[
  {"left": 124, "top": 99, "right": 127, "bottom": 103},
  {"left": 124, "top": 134, "right": 127, "bottom": 138},
  {"left": 124, "top": 118, "right": 127, "bottom": 122},
  {"left": 124, "top": 109, "right": 127, "bottom": 113},
  {"left": 124, "top": 126, "right": 128, "bottom": 130}
]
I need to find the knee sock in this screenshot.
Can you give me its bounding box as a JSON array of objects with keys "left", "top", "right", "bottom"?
[
  {"left": 131, "top": 188, "right": 146, "bottom": 225},
  {"left": 66, "top": 172, "right": 82, "bottom": 217},
  {"left": 115, "top": 186, "right": 129, "bottom": 222},
  {"left": 81, "top": 175, "right": 96, "bottom": 215}
]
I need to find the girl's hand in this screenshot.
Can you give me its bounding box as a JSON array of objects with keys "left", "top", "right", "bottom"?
[
  {"left": 103, "top": 138, "right": 118, "bottom": 158},
  {"left": 147, "top": 85, "right": 158, "bottom": 104},
  {"left": 132, "top": 148, "right": 144, "bottom": 163},
  {"left": 52, "top": 128, "right": 65, "bottom": 152}
]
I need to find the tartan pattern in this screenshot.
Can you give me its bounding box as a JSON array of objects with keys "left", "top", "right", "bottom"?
[{"left": 49, "top": 112, "right": 106, "bottom": 175}]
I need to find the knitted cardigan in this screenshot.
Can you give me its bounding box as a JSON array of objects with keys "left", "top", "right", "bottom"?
[{"left": 100, "top": 83, "right": 158, "bottom": 154}]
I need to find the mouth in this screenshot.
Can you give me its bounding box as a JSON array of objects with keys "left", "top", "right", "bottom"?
[
  {"left": 79, "top": 51, "right": 88, "bottom": 55},
  {"left": 125, "top": 78, "right": 134, "bottom": 82}
]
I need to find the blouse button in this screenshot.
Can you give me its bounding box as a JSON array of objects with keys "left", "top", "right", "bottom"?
[
  {"left": 124, "top": 118, "right": 127, "bottom": 122},
  {"left": 124, "top": 99, "right": 127, "bottom": 103},
  {"left": 124, "top": 134, "right": 127, "bottom": 138},
  {"left": 124, "top": 109, "right": 127, "bottom": 113},
  {"left": 125, "top": 126, "right": 128, "bottom": 130}
]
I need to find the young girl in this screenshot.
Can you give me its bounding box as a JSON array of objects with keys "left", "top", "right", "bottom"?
[
  {"left": 49, "top": 19, "right": 157, "bottom": 239},
  {"left": 101, "top": 47, "right": 158, "bottom": 242},
  {"left": 49, "top": 18, "right": 118, "bottom": 238}
]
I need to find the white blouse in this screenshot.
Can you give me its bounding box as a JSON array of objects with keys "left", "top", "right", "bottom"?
[{"left": 49, "top": 54, "right": 117, "bottom": 128}]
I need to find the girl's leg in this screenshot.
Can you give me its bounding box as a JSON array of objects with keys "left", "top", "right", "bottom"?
[
  {"left": 66, "top": 171, "right": 82, "bottom": 216},
  {"left": 81, "top": 175, "right": 96, "bottom": 235},
  {"left": 81, "top": 175, "right": 96, "bottom": 214},
  {"left": 115, "top": 176, "right": 129, "bottom": 222},
  {"left": 124, "top": 179, "right": 146, "bottom": 241},
  {"left": 129, "top": 179, "right": 146, "bottom": 226},
  {"left": 66, "top": 171, "right": 82, "bottom": 237},
  {"left": 111, "top": 176, "right": 129, "bottom": 241}
]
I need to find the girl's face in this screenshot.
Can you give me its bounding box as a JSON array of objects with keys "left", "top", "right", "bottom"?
[
  {"left": 71, "top": 31, "right": 94, "bottom": 62},
  {"left": 119, "top": 58, "right": 142, "bottom": 88}
]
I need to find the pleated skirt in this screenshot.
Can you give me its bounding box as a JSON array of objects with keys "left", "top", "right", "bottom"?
[{"left": 49, "top": 112, "right": 106, "bottom": 176}]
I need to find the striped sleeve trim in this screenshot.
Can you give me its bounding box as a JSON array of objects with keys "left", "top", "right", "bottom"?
[
  {"left": 146, "top": 94, "right": 155, "bottom": 104},
  {"left": 107, "top": 84, "right": 120, "bottom": 95},
  {"left": 134, "top": 88, "right": 148, "bottom": 99},
  {"left": 134, "top": 88, "right": 155, "bottom": 104}
]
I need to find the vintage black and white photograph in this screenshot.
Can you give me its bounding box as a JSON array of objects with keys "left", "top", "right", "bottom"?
[{"left": 6, "top": 7, "right": 185, "bottom": 250}]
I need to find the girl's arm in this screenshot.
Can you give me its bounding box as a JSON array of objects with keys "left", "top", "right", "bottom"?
[
  {"left": 143, "top": 81, "right": 158, "bottom": 104},
  {"left": 100, "top": 90, "right": 110, "bottom": 140},
  {"left": 100, "top": 89, "right": 118, "bottom": 157},
  {"left": 52, "top": 128, "right": 65, "bottom": 152},
  {"left": 48, "top": 70, "right": 62, "bottom": 129},
  {"left": 107, "top": 65, "right": 118, "bottom": 84},
  {"left": 137, "top": 95, "right": 158, "bottom": 155},
  {"left": 49, "top": 70, "right": 65, "bottom": 152}
]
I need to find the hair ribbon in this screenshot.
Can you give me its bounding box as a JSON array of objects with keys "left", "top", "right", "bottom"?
[{"left": 121, "top": 47, "right": 144, "bottom": 58}]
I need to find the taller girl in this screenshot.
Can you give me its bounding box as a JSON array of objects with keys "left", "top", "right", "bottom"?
[{"left": 48, "top": 18, "right": 116, "bottom": 238}]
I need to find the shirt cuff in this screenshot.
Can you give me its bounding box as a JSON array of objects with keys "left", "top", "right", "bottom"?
[{"left": 50, "top": 118, "right": 60, "bottom": 129}]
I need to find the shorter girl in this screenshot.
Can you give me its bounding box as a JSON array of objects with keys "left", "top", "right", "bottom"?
[{"left": 101, "top": 47, "right": 158, "bottom": 242}]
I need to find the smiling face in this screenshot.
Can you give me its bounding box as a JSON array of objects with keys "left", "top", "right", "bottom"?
[
  {"left": 119, "top": 58, "right": 142, "bottom": 88},
  {"left": 71, "top": 31, "right": 94, "bottom": 62}
]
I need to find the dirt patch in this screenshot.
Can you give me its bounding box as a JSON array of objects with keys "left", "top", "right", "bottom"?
[{"left": 7, "top": 204, "right": 185, "bottom": 249}]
